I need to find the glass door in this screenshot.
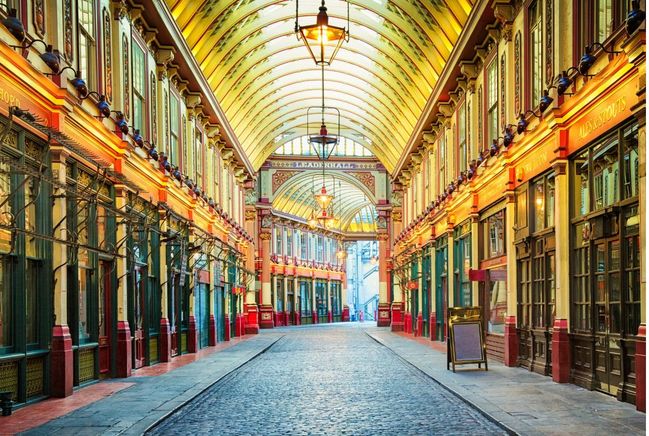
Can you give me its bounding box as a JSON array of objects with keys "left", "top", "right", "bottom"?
[
  {"left": 215, "top": 285, "right": 225, "bottom": 342},
  {"left": 593, "top": 239, "right": 622, "bottom": 395},
  {"left": 196, "top": 283, "right": 209, "bottom": 349},
  {"left": 98, "top": 260, "right": 112, "bottom": 377},
  {"left": 435, "top": 238, "right": 448, "bottom": 341},
  {"left": 133, "top": 266, "right": 146, "bottom": 369}
]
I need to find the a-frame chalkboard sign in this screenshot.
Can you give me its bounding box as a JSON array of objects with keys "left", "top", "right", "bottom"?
[{"left": 446, "top": 306, "right": 488, "bottom": 372}]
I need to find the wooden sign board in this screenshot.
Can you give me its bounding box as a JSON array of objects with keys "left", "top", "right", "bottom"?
[{"left": 447, "top": 306, "right": 488, "bottom": 372}]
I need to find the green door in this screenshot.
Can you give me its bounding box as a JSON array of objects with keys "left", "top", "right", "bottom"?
[
  {"left": 410, "top": 258, "right": 418, "bottom": 334},
  {"left": 422, "top": 253, "right": 431, "bottom": 337},
  {"left": 435, "top": 236, "right": 448, "bottom": 341},
  {"left": 215, "top": 286, "right": 225, "bottom": 342},
  {"left": 196, "top": 283, "right": 209, "bottom": 348}
]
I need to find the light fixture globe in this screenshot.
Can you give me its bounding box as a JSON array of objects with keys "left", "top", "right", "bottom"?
[
  {"left": 315, "top": 185, "right": 334, "bottom": 210},
  {"left": 298, "top": 0, "right": 347, "bottom": 66},
  {"left": 308, "top": 211, "right": 318, "bottom": 229}
]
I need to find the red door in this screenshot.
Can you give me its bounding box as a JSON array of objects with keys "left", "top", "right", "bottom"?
[
  {"left": 133, "top": 267, "right": 146, "bottom": 368},
  {"left": 98, "top": 261, "right": 112, "bottom": 376}
]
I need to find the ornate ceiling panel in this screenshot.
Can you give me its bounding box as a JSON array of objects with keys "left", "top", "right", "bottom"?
[{"left": 166, "top": 0, "right": 473, "bottom": 172}]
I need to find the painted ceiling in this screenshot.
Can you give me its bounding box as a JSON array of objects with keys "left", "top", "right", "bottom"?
[{"left": 166, "top": 0, "right": 474, "bottom": 173}]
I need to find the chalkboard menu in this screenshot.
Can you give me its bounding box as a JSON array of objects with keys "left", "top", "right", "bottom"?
[{"left": 447, "top": 307, "right": 488, "bottom": 372}]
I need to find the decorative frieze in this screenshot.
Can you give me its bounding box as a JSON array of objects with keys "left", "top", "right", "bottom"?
[
  {"left": 545, "top": 0, "right": 554, "bottom": 86},
  {"left": 33, "top": 0, "right": 45, "bottom": 38},
  {"left": 349, "top": 171, "right": 376, "bottom": 192},
  {"left": 63, "top": 0, "right": 73, "bottom": 61}
]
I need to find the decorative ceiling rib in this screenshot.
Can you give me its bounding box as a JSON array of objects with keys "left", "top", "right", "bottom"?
[{"left": 166, "top": 0, "right": 474, "bottom": 173}]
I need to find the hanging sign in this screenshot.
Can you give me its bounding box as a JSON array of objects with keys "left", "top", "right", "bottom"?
[
  {"left": 447, "top": 306, "right": 488, "bottom": 372},
  {"left": 407, "top": 280, "right": 418, "bottom": 290}
]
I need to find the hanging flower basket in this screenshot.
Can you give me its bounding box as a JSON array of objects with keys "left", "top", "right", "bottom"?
[{"left": 232, "top": 286, "right": 246, "bottom": 295}]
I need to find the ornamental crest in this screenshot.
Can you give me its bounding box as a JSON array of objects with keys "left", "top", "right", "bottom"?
[
  {"left": 272, "top": 171, "right": 299, "bottom": 193},
  {"left": 349, "top": 171, "right": 375, "bottom": 193}
]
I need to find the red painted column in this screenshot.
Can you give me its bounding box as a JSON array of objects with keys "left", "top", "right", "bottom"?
[
  {"left": 50, "top": 325, "right": 73, "bottom": 397},
  {"left": 258, "top": 232, "right": 274, "bottom": 329},
  {"left": 159, "top": 318, "right": 172, "bottom": 362},
  {"left": 208, "top": 315, "right": 217, "bottom": 346},
  {"left": 245, "top": 304, "right": 260, "bottom": 334},
  {"left": 390, "top": 302, "right": 404, "bottom": 332},
  {"left": 636, "top": 324, "right": 646, "bottom": 412},
  {"left": 235, "top": 313, "right": 244, "bottom": 337},
  {"left": 116, "top": 321, "right": 132, "bottom": 378},
  {"left": 429, "top": 312, "right": 436, "bottom": 341},
  {"left": 312, "top": 310, "right": 318, "bottom": 324},
  {"left": 327, "top": 310, "right": 333, "bottom": 323},
  {"left": 224, "top": 314, "right": 231, "bottom": 341},
  {"left": 404, "top": 312, "right": 412, "bottom": 334},
  {"left": 503, "top": 315, "right": 518, "bottom": 367},
  {"left": 377, "top": 234, "right": 391, "bottom": 327},
  {"left": 342, "top": 305, "right": 350, "bottom": 322},
  {"left": 551, "top": 318, "right": 571, "bottom": 383},
  {"left": 416, "top": 312, "right": 423, "bottom": 337},
  {"left": 187, "top": 316, "right": 198, "bottom": 353}
]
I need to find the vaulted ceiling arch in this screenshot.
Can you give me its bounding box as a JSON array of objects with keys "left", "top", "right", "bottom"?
[{"left": 166, "top": 0, "right": 475, "bottom": 172}]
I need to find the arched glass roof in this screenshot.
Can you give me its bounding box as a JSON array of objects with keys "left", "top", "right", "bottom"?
[
  {"left": 166, "top": 0, "right": 474, "bottom": 172},
  {"left": 272, "top": 171, "right": 377, "bottom": 233},
  {"left": 274, "top": 135, "right": 374, "bottom": 157}
]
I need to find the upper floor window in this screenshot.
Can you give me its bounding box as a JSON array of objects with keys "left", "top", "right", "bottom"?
[
  {"left": 529, "top": 0, "right": 543, "bottom": 107},
  {"left": 457, "top": 102, "right": 467, "bottom": 173},
  {"left": 438, "top": 132, "right": 446, "bottom": 195},
  {"left": 484, "top": 209, "right": 505, "bottom": 259},
  {"left": 169, "top": 93, "right": 180, "bottom": 164},
  {"left": 131, "top": 41, "right": 147, "bottom": 135},
  {"left": 486, "top": 59, "right": 498, "bottom": 146},
  {"left": 533, "top": 173, "right": 555, "bottom": 232},
  {"left": 78, "top": 0, "right": 96, "bottom": 91},
  {"left": 274, "top": 226, "right": 282, "bottom": 255},
  {"left": 285, "top": 228, "right": 293, "bottom": 257},
  {"left": 578, "top": 1, "right": 629, "bottom": 50},
  {"left": 300, "top": 231, "right": 308, "bottom": 259},
  {"left": 194, "top": 129, "right": 203, "bottom": 184}
]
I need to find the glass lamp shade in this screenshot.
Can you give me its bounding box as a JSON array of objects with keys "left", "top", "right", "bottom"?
[
  {"left": 308, "top": 213, "right": 318, "bottom": 228},
  {"left": 316, "top": 207, "right": 334, "bottom": 225},
  {"left": 298, "top": 3, "right": 346, "bottom": 66},
  {"left": 315, "top": 186, "right": 333, "bottom": 210}
]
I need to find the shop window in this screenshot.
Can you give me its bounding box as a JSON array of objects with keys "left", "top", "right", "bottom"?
[
  {"left": 572, "top": 222, "right": 591, "bottom": 331},
  {"left": 78, "top": 0, "right": 97, "bottom": 91},
  {"left": 276, "top": 279, "right": 284, "bottom": 312},
  {"left": 623, "top": 123, "right": 639, "bottom": 199},
  {"left": 458, "top": 102, "right": 467, "bottom": 173},
  {"left": 78, "top": 267, "right": 91, "bottom": 343},
  {"left": 454, "top": 222, "right": 472, "bottom": 307},
  {"left": 132, "top": 41, "right": 147, "bottom": 135},
  {"left": 485, "top": 209, "right": 505, "bottom": 258},
  {"left": 518, "top": 258, "right": 531, "bottom": 328},
  {"left": 515, "top": 187, "right": 528, "bottom": 230},
  {"left": 533, "top": 173, "right": 555, "bottom": 231},
  {"left": 316, "top": 236, "right": 324, "bottom": 263},
  {"left": 487, "top": 278, "right": 506, "bottom": 335},
  {"left": 624, "top": 206, "right": 641, "bottom": 335},
  {"left": 529, "top": 0, "right": 543, "bottom": 107},
  {"left": 0, "top": 260, "right": 10, "bottom": 352},
  {"left": 574, "top": 150, "right": 590, "bottom": 216},
  {"left": 486, "top": 59, "right": 498, "bottom": 146},
  {"left": 592, "top": 134, "right": 619, "bottom": 210}
]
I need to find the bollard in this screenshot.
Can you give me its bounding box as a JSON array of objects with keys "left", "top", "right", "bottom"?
[{"left": 0, "top": 391, "right": 13, "bottom": 416}]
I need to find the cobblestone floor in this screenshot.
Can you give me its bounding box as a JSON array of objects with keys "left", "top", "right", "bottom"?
[{"left": 149, "top": 324, "right": 506, "bottom": 436}]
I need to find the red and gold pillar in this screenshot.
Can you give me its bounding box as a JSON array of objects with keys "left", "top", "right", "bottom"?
[
  {"left": 258, "top": 230, "right": 274, "bottom": 328},
  {"left": 377, "top": 232, "right": 391, "bottom": 327},
  {"left": 50, "top": 149, "right": 73, "bottom": 397}
]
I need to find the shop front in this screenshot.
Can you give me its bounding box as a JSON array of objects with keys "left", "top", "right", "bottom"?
[
  {"left": 570, "top": 120, "right": 640, "bottom": 404},
  {"left": 315, "top": 280, "right": 327, "bottom": 323},
  {"left": 299, "top": 279, "right": 312, "bottom": 325},
  {"left": 453, "top": 221, "right": 472, "bottom": 307},
  {"left": 434, "top": 236, "right": 448, "bottom": 341},
  {"left": 515, "top": 172, "right": 556, "bottom": 376},
  {"left": 479, "top": 203, "right": 508, "bottom": 362}
]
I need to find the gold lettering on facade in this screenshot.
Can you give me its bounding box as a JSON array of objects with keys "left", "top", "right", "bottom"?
[
  {"left": 579, "top": 97, "right": 627, "bottom": 139},
  {"left": 0, "top": 86, "right": 21, "bottom": 109}
]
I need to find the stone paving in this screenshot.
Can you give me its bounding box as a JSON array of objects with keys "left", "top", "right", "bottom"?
[
  {"left": 149, "top": 324, "right": 507, "bottom": 436},
  {"left": 16, "top": 323, "right": 647, "bottom": 435},
  {"left": 364, "top": 326, "right": 647, "bottom": 436},
  {"left": 21, "top": 334, "right": 283, "bottom": 436}
]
